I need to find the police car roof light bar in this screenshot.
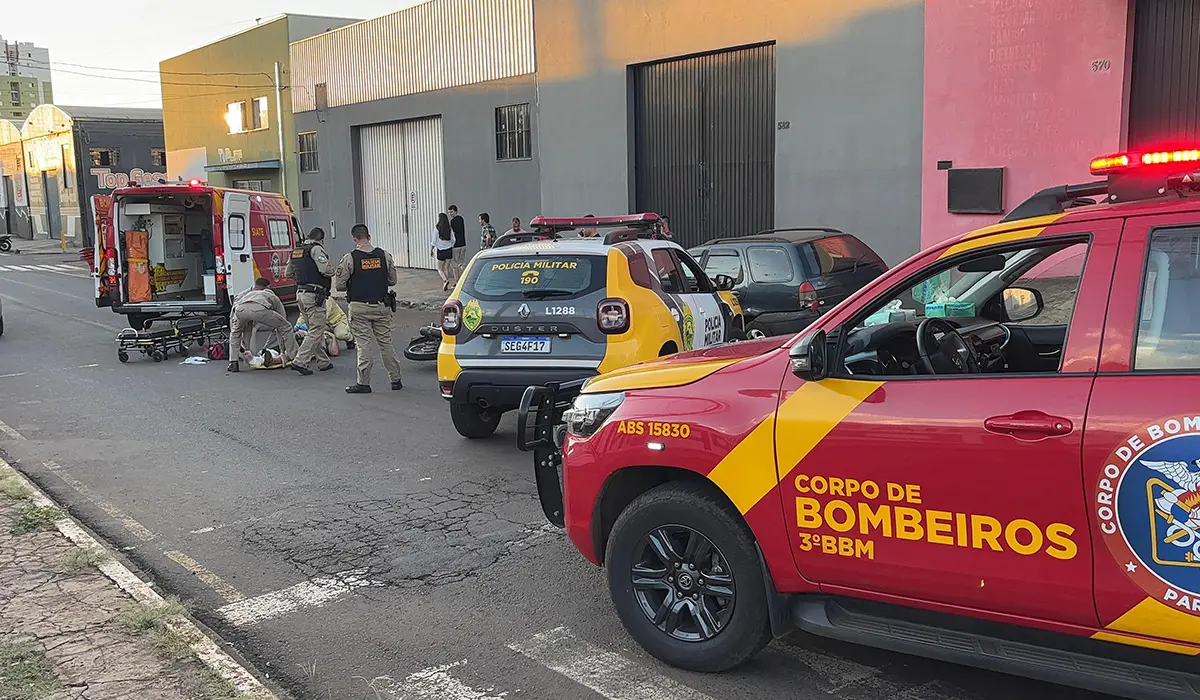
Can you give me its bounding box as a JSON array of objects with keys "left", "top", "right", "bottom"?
[{"left": 530, "top": 213, "right": 660, "bottom": 231}]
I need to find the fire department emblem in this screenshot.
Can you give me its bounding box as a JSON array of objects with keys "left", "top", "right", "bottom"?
[
  {"left": 1096, "top": 417, "right": 1200, "bottom": 616},
  {"left": 462, "top": 299, "right": 483, "bottom": 333},
  {"left": 270, "top": 252, "right": 283, "bottom": 280}
]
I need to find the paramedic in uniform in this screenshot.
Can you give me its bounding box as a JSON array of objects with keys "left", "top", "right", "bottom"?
[
  {"left": 334, "top": 223, "right": 402, "bottom": 393},
  {"left": 227, "top": 277, "right": 298, "bottom": 372},
  {"left": 287, "top": 226, "right": 335, "bottom": 375}
]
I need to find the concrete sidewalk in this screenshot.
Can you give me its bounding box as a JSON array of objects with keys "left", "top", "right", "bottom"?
[
  {"left": 391, "top": 267, "right": 452, "bottom": 312},
  {"left": 2, "top": 237, "right": 74, "bottom": 256},
  {"left": 0, "top": 458, "right": 277, "bottom": 700}
]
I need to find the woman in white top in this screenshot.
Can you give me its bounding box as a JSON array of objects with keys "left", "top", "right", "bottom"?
[{"left": 434, "top": 213, "right": 457, "bottom": 290}]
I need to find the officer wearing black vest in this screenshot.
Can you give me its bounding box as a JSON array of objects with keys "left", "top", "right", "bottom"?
[
  {"left": 286, "top": 227, "right": 336, "bottom": 375},
  {"left": 333, "top": 223, "right": 402, "bottom": 393}
]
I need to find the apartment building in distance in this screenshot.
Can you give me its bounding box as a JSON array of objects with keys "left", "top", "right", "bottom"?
[{"left": 2, "top": 37, "right": 53, "bottom": 121}]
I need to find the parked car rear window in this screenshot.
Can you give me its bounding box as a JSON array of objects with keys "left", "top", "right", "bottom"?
[
  {"left": 747, "top": 246, "right": 795, "bottom": 283},
  {"left": 702, "top": 250, "right": 744, "bottom": 283},
  {"left": 466, "top": 254, "right": 605, "bottom": 300},
  {"left": 809, "top": 235, "right": 883, "bottom": 274}
]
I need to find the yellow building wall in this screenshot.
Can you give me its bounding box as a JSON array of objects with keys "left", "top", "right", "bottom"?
[{"left": 160, "top": 17, "right": 297, "bottom": 202}]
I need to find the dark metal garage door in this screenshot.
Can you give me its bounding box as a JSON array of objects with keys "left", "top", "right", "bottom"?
[
  {"left": 1128, "top": 0, "right": 1200, "bottom": 147},
  {"left": 632, "top": 43, "right": 775, "bottom": 248}
]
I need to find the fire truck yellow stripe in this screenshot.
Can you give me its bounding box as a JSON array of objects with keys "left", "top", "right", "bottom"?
[
  {"left": 707, "top": 378, "right": 883, "bottom": 515},
  {"left": 1093, "top": 597, "right": 1200, "bottom": 652},
  {"left": 936, "top": 213, "right": 1067, "bottom": 259}
]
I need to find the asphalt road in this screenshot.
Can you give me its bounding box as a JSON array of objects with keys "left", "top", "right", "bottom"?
[{"left": 0, "top": 253, "right": 1118, "bottom": 700}]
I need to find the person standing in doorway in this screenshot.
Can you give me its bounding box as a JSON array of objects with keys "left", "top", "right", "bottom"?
[
  {"left": 448, "top": 205, "right": 467, "bottom": 274},
  {"left": 334, "top": 224, "right": 403, "bottom": 394},
  {"left": 434, "top": 212, "right": 456, "bottom": 291},
  {"left": 286, "top": 226, "right": 336, "bottom": 375},
  {"left": 479, "top": 212, "right": 497, "bottom": 250}
]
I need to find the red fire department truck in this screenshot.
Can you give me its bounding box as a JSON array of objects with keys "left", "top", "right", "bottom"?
[
  {"left": 519, "top": 148, "right": 1200, "bottom": 699},
  {"left": 91, "top": 181, "right": 299, "bottom": 329}
]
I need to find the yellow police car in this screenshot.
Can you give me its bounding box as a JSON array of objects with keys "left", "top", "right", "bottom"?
[{"left": 438, "top": 214, "right": 743, "bottom": 438}]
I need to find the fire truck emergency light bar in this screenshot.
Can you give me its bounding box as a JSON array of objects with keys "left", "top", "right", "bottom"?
[{"left": 1090, "top": 148, "right": 1200, "bottom": 175}]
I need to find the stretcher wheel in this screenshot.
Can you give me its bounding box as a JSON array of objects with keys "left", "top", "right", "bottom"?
[
  {"left": 117, "top": 351, "right": 129, "bottom": 363},
  {"left": 151, "top": 349, "right": 166, "bottom": 363}
]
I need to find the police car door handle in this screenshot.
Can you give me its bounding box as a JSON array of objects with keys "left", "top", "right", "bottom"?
[{"left": 984, "top": 411, "right": 1072, "bottom": 439}]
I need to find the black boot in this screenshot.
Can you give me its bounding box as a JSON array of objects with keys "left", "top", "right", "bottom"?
[
  {"left": 345, "top": 384, "right": 372, "bottom": 394},
  {"left": 391, "top": 377, "right": 403, "bottom": 390},
  {"left": 292, "top": 363, "right": 313, "bottom": 376},
  {"left": 227, "top": 361, "right": 239, "bottom": 373}
]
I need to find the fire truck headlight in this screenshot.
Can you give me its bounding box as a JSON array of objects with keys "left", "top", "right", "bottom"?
[{"left": 563, "top": 392, "right": 625, "bottom": 438}]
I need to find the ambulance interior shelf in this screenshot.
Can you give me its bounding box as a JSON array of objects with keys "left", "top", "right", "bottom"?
[{"left": 117, "top": 194, "right": 215, "bottom": 304}]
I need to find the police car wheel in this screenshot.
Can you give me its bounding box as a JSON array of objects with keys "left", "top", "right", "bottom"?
[
  {"left": 606, "top": 482, "right": 772, "bottom": 672},
  {"left": 450, "top": 402, "right": 501, "bottom": 439}
]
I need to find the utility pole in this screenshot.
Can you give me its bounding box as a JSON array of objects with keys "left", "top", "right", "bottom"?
[{"left": 274, "top": 61, "right": 287, "bottom": 200}]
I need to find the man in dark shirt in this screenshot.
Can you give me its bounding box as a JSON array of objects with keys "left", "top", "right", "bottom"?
[
  {"left": 448, "top": 204, "right": 467, "bottom": 272},
  {"left": 333, "top": 223, "right": 402, "bottom": 393}
]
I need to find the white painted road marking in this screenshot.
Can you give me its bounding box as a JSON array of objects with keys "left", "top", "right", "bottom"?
[
  {"left": 216, "top": 569, "right": 380, "bottom": 627},
  {"left": 508, "top": 626, "right": 717, "bottom": 700},
  {"left": 0, "top": 417, "right": 25, "bottom": 440},
  {"left": 165, "top": 550, "right": 246, "bottom": 603},
  {"left": 364, "top": 660, "right": 509, "bottom": 699},
  {"left": 43, "top": 460, "right": 157, "bottom": 541}
]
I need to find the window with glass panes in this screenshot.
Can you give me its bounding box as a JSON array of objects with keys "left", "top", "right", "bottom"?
[{"left": 495, "top": 103, "right": 531, "bottom": 161}]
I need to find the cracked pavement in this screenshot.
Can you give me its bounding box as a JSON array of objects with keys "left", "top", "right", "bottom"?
[
  {"left": 0, "top": 263, "right": 1116, "bottom": 700},
  {"left": 0, "top": 497, "right": 221, "bottom": 700}
]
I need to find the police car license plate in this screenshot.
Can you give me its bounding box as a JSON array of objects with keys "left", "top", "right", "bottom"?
[{"left": 501, "top": 336, "right": 551, "bottom": 353}]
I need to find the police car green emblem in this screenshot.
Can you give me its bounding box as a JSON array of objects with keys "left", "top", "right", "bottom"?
[
  {"left": 681, "top": 303, "right": 695, "bottom": 351},
  {"left": 462, "top": 299, "right": 483, "bottom": 333}
]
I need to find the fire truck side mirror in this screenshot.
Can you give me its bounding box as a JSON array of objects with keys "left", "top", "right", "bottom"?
[{"left": 790, "top": 329, "right": 828, "bottom": 381}]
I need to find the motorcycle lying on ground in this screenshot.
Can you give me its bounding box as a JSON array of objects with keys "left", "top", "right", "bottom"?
[
  {"left": 404, "top": 322, "right": 441, "bottom": 361},
  {"left": 0, "top": 234, "right": 12, "bottom": 253}
]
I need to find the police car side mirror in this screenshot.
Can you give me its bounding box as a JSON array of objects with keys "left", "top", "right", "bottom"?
[
  {"left": 713, "top": 274, "right": 735, "bottom": 291},
  {"left": 790, "top": 329, "right": 828, "bottom": 381}
]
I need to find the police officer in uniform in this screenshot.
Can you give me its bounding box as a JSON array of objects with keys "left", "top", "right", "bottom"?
[
  {"left": 334, "top": 223, "right": 402, "bottom": 393},
  {"left": 286, "top": 227, "right": 336, "bottom": 375}
]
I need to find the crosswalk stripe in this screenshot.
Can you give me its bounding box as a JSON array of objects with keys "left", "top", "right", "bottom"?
[
  {"left": 368, "top": 661, "right": 508, "bottom": 700},
  {"left": 36, "top": 264, "right": 62, "bottom": 271},
  {"left": 508, "top": 627, "right": 717, "bottom": 700}
]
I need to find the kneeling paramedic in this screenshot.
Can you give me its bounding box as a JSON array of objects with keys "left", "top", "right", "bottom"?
[
  {"left": 287, "top": 226, "right": 336, "bottom": 376},
  {"left": 334, "top": 223, "right": 402, "bottom": 393},
  {"left": 228, "top": 277, "right": 297, "bottom": 372}
]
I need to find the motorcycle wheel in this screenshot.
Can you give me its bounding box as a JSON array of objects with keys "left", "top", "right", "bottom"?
[
  {"left": 0, "top": 239, "right": 11, "bottom": 253},
  {"left": 403, "top": 336, "right": 440, "bottom": 362}
]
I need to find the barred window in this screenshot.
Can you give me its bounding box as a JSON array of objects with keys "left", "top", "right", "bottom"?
[
  {"left": 495, "top": 103, "right": 531, "bottom": 161},
  {"left": 298, "top": 132, "right": 319, "bottom": 173}
]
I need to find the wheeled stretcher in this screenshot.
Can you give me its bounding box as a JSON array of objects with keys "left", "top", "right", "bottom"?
[{"left": 115, "top": 316, "right": 230, "bottom": 363}]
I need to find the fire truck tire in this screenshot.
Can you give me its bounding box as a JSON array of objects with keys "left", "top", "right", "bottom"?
[
  {"left": 450, "top": 402, "right": 500, "bottom": 439},
  {"left": 605, "top": 482, "right": 772, "bottom": 672}
]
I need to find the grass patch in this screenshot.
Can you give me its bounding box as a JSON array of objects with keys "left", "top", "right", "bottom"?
[
  {"left": 61, "top": 546, "right": 109, "bottom": 574},
  {"left": 10, "top": 506, "right": 62, "bottom": 535},
  {"left": 0, "top": 642, "right": 61, "bottom": 700},
  {"left": 199, "top": 668, "right": 259, "bottom": 700},
  {"left": 115, "top": 597, "right": 194, "bottom": 660},
  {"left": 0, "top": 474, "right": 29, "bottom": 500}
]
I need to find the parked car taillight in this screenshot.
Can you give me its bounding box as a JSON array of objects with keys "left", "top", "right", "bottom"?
[
  {"left": 798, "top": 281, "right": 819, "bottom": 312},
  {"left": 598, "top": 298, "right": 630, "bottom": 334},
  {"left": 442, "top": 300, "right": 463, "bottom": 335}
]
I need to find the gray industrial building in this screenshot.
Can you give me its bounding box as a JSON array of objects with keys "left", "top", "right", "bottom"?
[{"left": 291, "top": 0, "right": 925, "bottom": 267}]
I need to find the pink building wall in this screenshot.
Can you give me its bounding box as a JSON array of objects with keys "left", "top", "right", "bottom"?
[{"left": 921, "top": 1, "right": 1133, "bottom": 248}]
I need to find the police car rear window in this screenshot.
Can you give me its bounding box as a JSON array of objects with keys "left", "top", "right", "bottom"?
[{"left": 466, "top": 255, "right": 606, "bottom": 300}]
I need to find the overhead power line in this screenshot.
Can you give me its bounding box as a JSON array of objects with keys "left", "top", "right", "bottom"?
[
  {"left": 12, "top": 55, "right": 276, "bottom": 79},
  {"left": 12, "top": 63, "right": 274, "bottom": 89}
]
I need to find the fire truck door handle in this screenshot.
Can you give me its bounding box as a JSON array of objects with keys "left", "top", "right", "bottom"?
[
  {"left": 984, "top": 411, "right": 1072, "bottom": 439},
  {"left": 239, "top": 254, "right": 249, "bottom": 263}
]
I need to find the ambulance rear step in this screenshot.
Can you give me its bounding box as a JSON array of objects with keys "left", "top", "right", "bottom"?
[
  {"left": 793, "top": 596, "right": 1200, "bottom": 700},
  {"left": 517, "top": 378, "right": 587, "bottom": 528}
]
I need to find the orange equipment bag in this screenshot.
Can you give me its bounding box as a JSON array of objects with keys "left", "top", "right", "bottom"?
[{"left": 125, "top": 230, "right": 152, "bottom": 303}]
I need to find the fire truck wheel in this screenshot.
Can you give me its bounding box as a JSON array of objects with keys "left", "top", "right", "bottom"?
[
  {"left": 605, "top": 482, "right": 772, "bottom": 672},
  {"left": 450, "top": 401, "right": 500, "bottom": 439}
]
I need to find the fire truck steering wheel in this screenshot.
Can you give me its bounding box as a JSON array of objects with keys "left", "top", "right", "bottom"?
[{"left": 916, "top": 317, "right": 978, "bottom": 375}]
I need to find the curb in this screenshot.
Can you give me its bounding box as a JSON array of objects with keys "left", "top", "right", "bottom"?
[{"left": 0, "top": 456, "right": 281, "bottom": 700}]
